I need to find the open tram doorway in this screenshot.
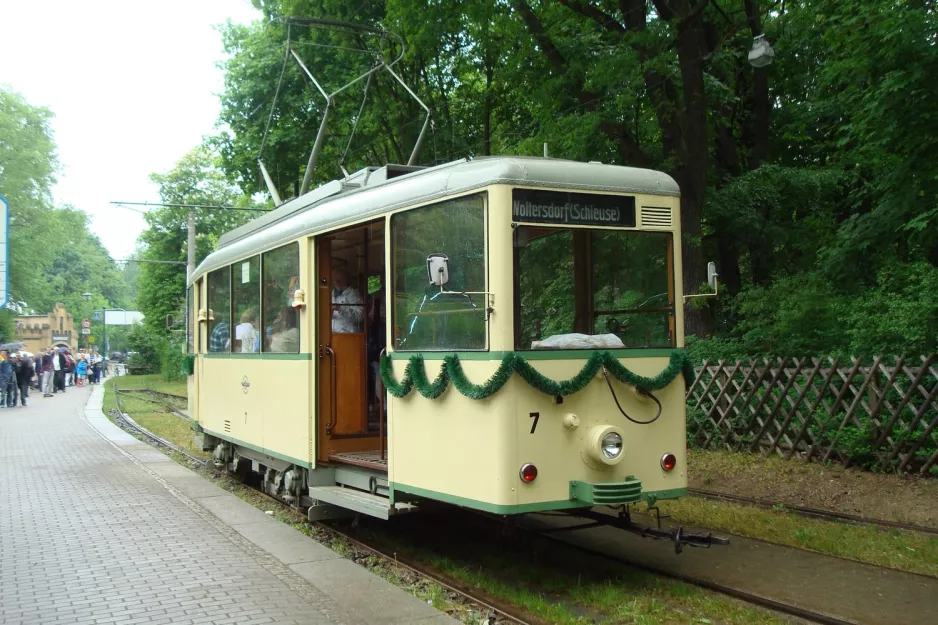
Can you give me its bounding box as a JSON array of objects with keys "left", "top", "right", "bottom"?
[{"left": 315, "top": 219, "right": 387, "bottom": 471}]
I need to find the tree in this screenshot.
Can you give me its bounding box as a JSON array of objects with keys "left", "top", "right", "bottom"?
[
  {"left": 207, "top": 0, "right": 938, "bottom": 357},
  {"left": 0, "top": 88, "right": 59, "bottom": 307},
  {"left": 136, "top": 145, "right": 260, "bottom": 335},
  {"left": 0, "top": 88, "right": 128, "bottom": 319}
]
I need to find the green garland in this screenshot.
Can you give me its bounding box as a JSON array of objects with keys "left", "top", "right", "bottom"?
[
  {"left": 381, "top": 350, "right": 695, "bottom": 400},
  {"left": 182, "top": 354, "right": 196, "bottom": 376}
]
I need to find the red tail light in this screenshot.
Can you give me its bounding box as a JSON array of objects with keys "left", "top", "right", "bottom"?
[
  {"left": 661, "top": 453, "right": 677, "bottom": 471},
  {"left": 519, "top": 463, "right": 538, "bottom": 483}
]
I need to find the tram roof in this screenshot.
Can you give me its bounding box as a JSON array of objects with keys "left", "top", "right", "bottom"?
[{"left": 191, "top": 156, "right": 679, "bottom": 284}]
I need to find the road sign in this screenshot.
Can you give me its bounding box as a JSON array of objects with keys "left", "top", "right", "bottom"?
[
  {"left": 92, "top": 311, "right": 101, "bottom": 321},
  {"left": 81, "top": 319, "right": 91, "bottom": 329},
  {"left": 0, "top": 194, "right": 8, "bottom": 308},
  {"left": 88, "top": 336, "right": 95, "bottom": 344},
  {"left": 81, "top": 328, "right": 91, "bottom": 335}
]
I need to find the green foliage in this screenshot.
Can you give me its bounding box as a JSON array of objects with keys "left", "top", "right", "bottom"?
[
  {"left": 0, "top": 88, "right": 127, "bottom": 315},
  {"left": 204, "top": 1, "right": 938, "bottom": 358},
  {"left": 126, "top": 324, "right": 186, "bottom": 381},
  {"left": 126, "top": 325, "right": 160, "bottom": 374},
  {"left": 0, "top": 310, "right": 16, "bottom": 344},
  {"left": 136, "top": 145, "right": 259, "bottom": 337}
]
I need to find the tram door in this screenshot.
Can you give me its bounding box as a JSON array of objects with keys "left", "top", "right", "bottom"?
[{"left": 316, "top": 223, "right": 384, "bottom": 464}]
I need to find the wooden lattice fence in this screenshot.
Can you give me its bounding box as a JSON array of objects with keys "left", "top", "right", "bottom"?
[{"left": 685, "top": 356, "right": 938, "bottom": 474}]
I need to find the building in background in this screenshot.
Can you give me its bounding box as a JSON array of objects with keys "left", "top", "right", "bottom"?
[{"left": 14, "top": 303, "right": 78, "bottom": 353}]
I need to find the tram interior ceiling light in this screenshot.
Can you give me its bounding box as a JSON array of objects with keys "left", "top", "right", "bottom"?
[{"left": 748, "top": 34, "right": 775, "bottom": 68}]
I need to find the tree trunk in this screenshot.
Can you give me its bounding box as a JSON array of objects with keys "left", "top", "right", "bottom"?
[
  {"left": 717, "top": 230, "right": 742, "bottom": 295},
  {"left": 483, "top": 64, "right": 493, "bottom": 156},
  {"left": 745, "top": 0, "right": 770, "bottom": 168},
  {"left": 671, "top": 2, "right": 713, "bottom": 338}
]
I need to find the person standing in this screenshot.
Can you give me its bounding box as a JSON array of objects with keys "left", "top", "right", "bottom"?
[
  {"left": 65, "top": 349, "right": 75, "bottom": 387},
  {"left": 16, "top": 353, "right": 33, "bottom": 406},
  {"left": 7, "top": 354, "right": 20, "bottom": 407},
  {"left": 76, "top": 356, "right": 88, "bottom": 386},
  {"left": 331, "top": 266, "right": 364, "bottom": 334},
  {"left": 87, "top": 352, "right": 97, "bottom": 384},
  {"left": 0, "top": 352, "right": 12, "bottom": 408},
  {"left": 52, "top": 347, "right": 65, "bottom": 393},
  {"left": 40, "top": 348, "right": 54, "bottom": 397}
]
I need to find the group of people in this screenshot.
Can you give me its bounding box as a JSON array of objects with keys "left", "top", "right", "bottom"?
[{"left": 0, "top": 347, "right": 105, "bottom": 406}]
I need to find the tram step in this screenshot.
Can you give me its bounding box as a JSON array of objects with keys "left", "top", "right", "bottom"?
[{"left": 307, "top": 486, "right": 418, "bottom": 521}]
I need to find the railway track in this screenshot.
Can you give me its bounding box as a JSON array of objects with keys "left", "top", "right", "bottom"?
[
  {"left": 530, "top": 528, "right": 857, "bottom": 625},
  {"left": 112, "top": 396, "right": 883, "bottom": 625},
  {"left": 113, "top": 383, "right": 938, "bottom": 538},
  {"left": 688, "top": 487, "right": 938, "bottom": 536},
  {"left": 113, "top": 388, "right": 191, "bottom": 422},
  {"left": 111, "top": 394, "right": 532, "bottom": 624}
]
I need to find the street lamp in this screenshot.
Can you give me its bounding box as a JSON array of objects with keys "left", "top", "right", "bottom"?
[{"left": 748, "top": 34, "right": 775, "bottom": 68}]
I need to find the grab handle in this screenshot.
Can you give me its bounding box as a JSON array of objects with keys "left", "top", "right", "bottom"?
[{"left": 322, "top": 345, "right": 337, "bottom": 434}]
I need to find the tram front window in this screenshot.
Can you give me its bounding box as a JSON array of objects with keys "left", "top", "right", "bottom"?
[{"left": 515, "top": 227, "right": 674, "bottom": 349}]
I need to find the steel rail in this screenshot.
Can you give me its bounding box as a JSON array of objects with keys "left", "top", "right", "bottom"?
[
  {"left": 113, "top": 388, "right": 190, "bottom": 422},
  {"left": 533, "top": 530, "right": 858, "bottom": 625},
  {"left": 688, "top": 487, "right": 938, "bottom": 536},
  {"left": 318, "top": 523, "right": 535, "bottom": 625},
  {"left": 112, "top": 392, "right": 208, "bottom": 468},
  {"left": 113, "top": 392, "right": 862, "bottom": 624},
  {"left": 112, "top": 397, "right": 532, "bottom": 624}
]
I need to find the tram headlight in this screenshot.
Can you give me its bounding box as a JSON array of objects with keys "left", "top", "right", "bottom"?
[
  {"left": 601, "top": 432, "right": 623, "bottom": 459},
  {"left": 587, "top": 425, "right": 626, "bottom": 466}
]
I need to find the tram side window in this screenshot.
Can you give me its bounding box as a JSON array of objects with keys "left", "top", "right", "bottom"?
[
  {"left": 207, "top": 267, "right": 231, "bottom": 353},
  {"left": 232, "top": 256, "right": 261, "bottom": 353},
  {"left": 392, "top": 193, "right": 487, "bottom": 351},
  {"left": 262, "top": 243, "right": 300, "bottom": 353}
]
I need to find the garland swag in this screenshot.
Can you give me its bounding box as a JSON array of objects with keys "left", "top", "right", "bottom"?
[{"left": 380, "top": 351, "right": 695, "bottom": 401}]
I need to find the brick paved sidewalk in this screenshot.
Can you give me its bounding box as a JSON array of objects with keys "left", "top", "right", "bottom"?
[{"left": 0, "top": 386, "right": 452, "bottom": 625}]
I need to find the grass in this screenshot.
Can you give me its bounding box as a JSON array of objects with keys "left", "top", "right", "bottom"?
[
  {"left": 103, "top": 376, "right": 209, "bottom": 460},
  {"left": 656, "top": 497, "right": 938, "bottom": 577},
  {"left": 102, "top": 379, "right": 789, "bottom": 624},
  {"left": 107, "top": 372, "right": 187, "bottom": 397},
  {"left": 365, "top": 519, "right": 787, "bottom": 625}
]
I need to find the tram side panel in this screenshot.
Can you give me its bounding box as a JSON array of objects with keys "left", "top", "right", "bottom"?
[{"left": 198, "top": 358, "right": 313, "bottom": 467}]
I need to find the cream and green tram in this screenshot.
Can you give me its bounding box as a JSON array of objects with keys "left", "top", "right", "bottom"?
[{"left": 187, "top": 156, "right": 694, "bottom": 528}]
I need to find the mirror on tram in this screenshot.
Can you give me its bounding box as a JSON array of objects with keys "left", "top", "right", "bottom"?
[
  {"left": 426, "top": 253, "right": 450, "bottom": 287},
  {"left": 707, "top": 262, "right": 719, "bottom": 292}
]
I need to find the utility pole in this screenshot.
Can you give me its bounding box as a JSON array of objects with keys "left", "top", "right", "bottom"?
[{"left": 187, "top": 209, "right": 196, "bottom": 279}]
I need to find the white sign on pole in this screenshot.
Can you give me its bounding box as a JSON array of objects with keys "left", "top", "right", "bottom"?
[
  {"left": 0, "top": 194, "right": 8, "bottom": 308},
  {"left": 104, "top": 310, "right": 144, "bottom": 325},
  {"left": 81, "top": 328, "right": 91, "bottom": 335}
]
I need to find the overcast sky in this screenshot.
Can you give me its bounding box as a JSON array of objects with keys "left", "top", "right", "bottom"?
[{"left": 0, "top": 0, "right": 260, "bottom": 260}]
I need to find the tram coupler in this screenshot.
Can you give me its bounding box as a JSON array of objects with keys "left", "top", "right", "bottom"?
[{"left": 562, "top": 508, "right": 730, "bottom": 554}]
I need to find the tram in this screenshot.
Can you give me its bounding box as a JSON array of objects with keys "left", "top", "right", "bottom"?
[{"left": 187, "top": 156, "right": 707, "bottom": 544}]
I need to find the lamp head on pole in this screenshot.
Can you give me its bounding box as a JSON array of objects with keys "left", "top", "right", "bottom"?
[
  {"left": 82, "top": 292, "right": 92, "bottom": 301},
  {"left": 748, "top": 34, "right": 775, "bottom": 68}
]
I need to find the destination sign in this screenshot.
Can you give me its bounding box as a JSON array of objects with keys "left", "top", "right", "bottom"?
[{"left": 512, "top": 189, "right": 636, "bottom": 227}]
